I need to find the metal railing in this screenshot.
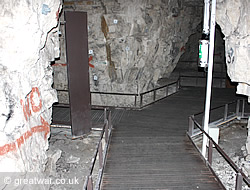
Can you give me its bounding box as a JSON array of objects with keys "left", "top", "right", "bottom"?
[
  {"left": 56, "top": 73, "right": 227, "bottom": 110},
  {"left": 180, "top": 74, "right": 226, "bottom": 88},
  {"left": 188, "top": 99, "right": 250, "bottom": 190},
  {"left": 83, "top": 109, "right": 112, "bottom": 190},
  {"left": 91, "top": 78, "right": 180, "bottom": 109},
  {"left": 189, "top": 99, "right": 249, "bottom": 137}
]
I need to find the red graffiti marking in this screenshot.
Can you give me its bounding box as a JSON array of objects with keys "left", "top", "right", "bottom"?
[
  {"left": 88, "top": 56, "right": 95, "bottom": 68},
  {"left": 56, "top": 7, "right": 61, "bottom": 20},
  {"left": 21, "top": 87, "right": 42, "bottom": 121},
  {"left": 30, "top": 87, "right": 42, "bottom": 113},
  {"left": 89, "top": 56, "right": 93, "bottom": 62},
  {"left": 89, "top": 63, "right": 95, "bottom": 68},
  {"left": 52, "top": 63, "right": 67, "bottom": 67},
  {"left": 180, "top": 46, "right": 185, "bottom": 52},
  {"left": 0, "top": 116, "right": 50, "bottom": 156}
]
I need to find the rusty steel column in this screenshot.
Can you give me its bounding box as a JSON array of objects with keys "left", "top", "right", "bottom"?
[{"left": 65, "top": 11, "right": 91, "bottom": 137}]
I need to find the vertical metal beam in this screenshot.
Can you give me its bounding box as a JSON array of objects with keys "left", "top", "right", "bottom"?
[
  {"left": 87, "top": 176, "right": 93, "bottom": 190},
  {"left": 241, "top": 99, "right": 245, "bottom": 118},
  {"left": 188, "top": 116, "right": 194, "bottom": 136},
  {"left": 208, "top": 139, "right": 213, "bottom": 165},
  {"left": 140, "top": 95, "right": 143, "bottom": 108},
  {"left": 65, "top": 11, "right": 91, "bottom": 137},
  {"left": 134, "top": 95, "right": 137, "bottom": 108},
  {"left": 224, "top": 104, "right": 228, "bottom": 121},
  {"left": 203, "top": 0, "right": 210, "bottom": 35},
  {"left": 153, "top": 90, "right": 156, "bottom": 102},
  {"left": 108, "top": 111, "right": 112, "bottom": 130},
  {"left": 166, "top": 85, "right": 169, "bottom": 96},
  {"left": 236, "top": 99, "right": 240, "bottom": 117},
  {"left": 202, "top": 0, "right": 217, "bottom": 157},
  {"left": 178, "top": 79, "right": 181, "bottom": 89},
  {"left": 105, "top": 123, "right": 108, "bottom": 144},
  {"left": 99, "top": 141, "right": 103, "bottom": 169},
  {"left": 235, "top": 172, "right": 243, "bottom": 190},
  {"left": 104, "top": 108, "right": 107, "bottom": 124}
]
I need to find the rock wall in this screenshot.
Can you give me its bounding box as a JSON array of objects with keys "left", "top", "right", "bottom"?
[
  {"left": 216, "top": 0, "right": 250, "bottom": 101},
  {"left": 54, "top": 0, "right": 203, "bottom": 106},
  {"left": 217, "top": 0, "right": 250, "bottom": 179},
  {"left": 0, "top": 0, "right": 61, "bottom": 189}
]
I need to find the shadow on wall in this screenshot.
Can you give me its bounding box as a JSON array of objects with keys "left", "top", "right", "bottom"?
[{"left": 165, "top": 23, "right": 234, "bottom": 89}]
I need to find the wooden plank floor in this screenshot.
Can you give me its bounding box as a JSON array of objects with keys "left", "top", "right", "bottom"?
[{"left": 101, "top": 87, "right": 239, "bottom": 190}]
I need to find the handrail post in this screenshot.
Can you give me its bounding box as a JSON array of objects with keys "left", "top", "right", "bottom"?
[
  {"left": 235, "top": 172, "right": 243, "bottom": 190},
  {"left": 140, "top": 94, "right": 143, "bottom": 108},
  {"left": 87, "top": 176, "right": 93, "bottom": 190},
  {"left": 208, "top": 139, "right": 213, "bottom": 165},
  {"left": 188, "top": 116, "right": 194, "bottom": 136},
  {"left": 166, "top": 85, "right": 169, "bottom": 96},
  {"left": 241, "top": 99, "right": 245, "bottom": 118},
  {"left": 224, "top": 104, "right": 228, "bottom": 121},
  {"left": 202, "top": 114, "right": 205, "bottom": 129},
  {"left": 153, "top": 89, "right": 156, "bottom": 102},
  {"left": 105, "top": 122, "right": 108, "bottom": 144},
  {"left": 104, "top": 108, "right": 107, "bottom": 124},
  {"left": 134, "top": 95, "right": 137, "bottom": 108},
  {"left": 108, "top": 110, "right": 112, "bottom": 130},
  {"left": 99, "top": 141, "right": 103, "bottom": 169},
  {"left": 178, "top": 78, "right": 180, "bottom": 89},
  {"left": 179, "top": 75, "right": 182, "bottom": 88},
  {"left": 236, "top": 99, "right": 240, "bottom": 117}
]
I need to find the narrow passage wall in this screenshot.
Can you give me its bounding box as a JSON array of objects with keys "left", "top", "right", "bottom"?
[
  {"left": 0, "top": 0, "right": 61, "bottom": 189},
  {"left": 54, "top": 0, "right": 203, "bottom": 107}
]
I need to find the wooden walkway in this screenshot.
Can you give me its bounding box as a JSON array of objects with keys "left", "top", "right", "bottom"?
[{"left": 101, "top": 87, "right": 239, "bottom": 190}]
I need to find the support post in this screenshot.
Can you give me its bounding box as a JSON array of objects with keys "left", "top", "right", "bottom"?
[
  {"left": 235, "top": 172, "right": 243, "bottom": 190},
  {"left": 65, "top": 11, "right": 92, "bottom": 137},
  {"left": 134, "top": 95, "right": 137, "bottom": 108},
  {"left": 98, "top": 141, "right": 103, "bottom": 169},
  {"left": 108, "top": 111, "right": 112, "bottom": 130},
  {"left": 208, "top": 139, "right": 213, "bottom": 165},
  {"left": 153, "top": 90, "right": 156, "bottom": 102},
  {"left": 236, "top": 99, "right": 240, "bottom": 117},
  {"left": 224, "top": 104, "right": 228, "bottom": 121},
  {"left": 140, "top": 95, "right": 143, "bottom": 108},
  {"left": 202, "top": 114, "right": 205, "bottom": 129},
  {"left": 202, "top": 0, "right": 217, "bottom": 157},
  {"left": 166, "top": 85, "right": 169, "bottom": 96},
  {"left": 87, "top": 176, "right": 93, "bottom": 190},
  {"left": 188, "top": 116, "right": 194, "bottom": 136},
  {"left": 178, "top": 78, "right": 181, "bottom": 89},
  {"left": 203, "top": 0, "right": 210, "bottom": 35},
  {"left": 104, "top": 108, "right": 107, "bottom": 124},
  {"left": 241, "top": 99, "right": 245, "bottom": 118},
  {"left": 105, "top": 123, "right": 108, "bottom": 144}
]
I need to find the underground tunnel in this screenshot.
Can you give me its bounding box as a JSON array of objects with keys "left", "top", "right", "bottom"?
[{"left": 0, "top": 0, "right": 249, "bottom": 189}]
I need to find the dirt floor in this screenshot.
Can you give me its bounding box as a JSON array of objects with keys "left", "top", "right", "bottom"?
[
  {"left": 212, "top": 122, "right": 249, "bottom": 190},
  {"left": 46, "top": 127, "right": 101, "bottom": 190}
]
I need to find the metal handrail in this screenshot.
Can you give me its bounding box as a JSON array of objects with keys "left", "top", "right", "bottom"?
[
  {"left": 193, "top": 99, "right": 238, "bottom": 117},
  {"left": 140, "top": 80, "right": 179, "bottom": 95},
  {"left": 180, "top": 75, "right": 226, "bottom": 80},
  {"left": 90, "top": 77, "right": 180, "bottom": 109},
  {"left": 83, "top": 110, "right": 112, "bottom": 190},
  {"left": 188, "top": 99, "right": 250, "bottom": 189},
  {"left": 90, "top": 91, "right": 137, "bottom": 96},
  {"left": 56, "top": 77, "right": 180, "bottom": 109},
  {"left": 190, "top": 116, "right": 250, "bottom": 188}
]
